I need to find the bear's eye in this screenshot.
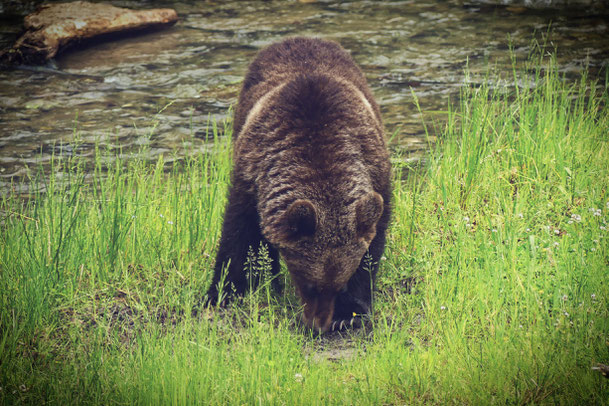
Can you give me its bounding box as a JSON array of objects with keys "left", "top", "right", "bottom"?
[{"left": 302, "top": 283, "right": 318, "bottom": 298}]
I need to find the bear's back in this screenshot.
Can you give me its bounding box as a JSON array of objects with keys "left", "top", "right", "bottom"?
[{"left": 233, "top": 37, "right": 382, "bottom": 137}]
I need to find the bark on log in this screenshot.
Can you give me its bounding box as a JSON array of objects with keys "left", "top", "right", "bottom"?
[{"left": 1, "top": 1, "right": 178, "bottom": 66}]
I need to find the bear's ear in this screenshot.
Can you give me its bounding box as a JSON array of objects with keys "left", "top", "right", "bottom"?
[
  {"left": 284, "top": 199, "right": 317, "bottom": 238},
  {"left": 356, "top": 192, "right": 384, "bottom": 240}
]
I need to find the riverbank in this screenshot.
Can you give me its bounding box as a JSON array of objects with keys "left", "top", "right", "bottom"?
[
  {"left": 1, "top": 49, "right": 608, "bottom": 404},
  {"left": 2, "top": 0, "right": 609, "bottom": 193}
]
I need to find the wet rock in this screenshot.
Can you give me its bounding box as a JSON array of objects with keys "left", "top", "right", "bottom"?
[{"left": 0, "top": 1, "right": 178, "bottom": 65}]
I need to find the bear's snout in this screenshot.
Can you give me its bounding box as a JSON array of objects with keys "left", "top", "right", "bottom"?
[{"left": 301, "top": 290, "right": 336, "bottom": 333}]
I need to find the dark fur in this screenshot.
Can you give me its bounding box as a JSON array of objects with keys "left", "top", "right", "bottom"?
[{"left": 208, "top": 37, "right": 391, "bottom": 333}]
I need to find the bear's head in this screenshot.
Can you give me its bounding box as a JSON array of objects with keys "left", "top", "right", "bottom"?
[{"left": 269, "top": 191, "right": 384, "bottom": 333}]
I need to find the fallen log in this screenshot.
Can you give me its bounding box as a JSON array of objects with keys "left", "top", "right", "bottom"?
[{"left": 1, "top": 1, "right": 178, "bottom": 66}]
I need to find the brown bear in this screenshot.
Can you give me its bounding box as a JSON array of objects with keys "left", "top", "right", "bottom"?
[{"left": 207, "top": 37, "right": 391, "bottom": 333}]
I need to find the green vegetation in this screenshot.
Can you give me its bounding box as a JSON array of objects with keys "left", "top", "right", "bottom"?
[{"left": 1, "top": 50, "right": 608, "bottom": 404}]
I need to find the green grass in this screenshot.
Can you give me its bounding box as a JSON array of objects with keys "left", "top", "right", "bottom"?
[{"left": 1, "top": 50, "right": 608, "bottom": 404}]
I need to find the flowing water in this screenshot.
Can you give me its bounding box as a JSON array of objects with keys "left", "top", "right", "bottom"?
[{"left": 0, "top": 0, "right": 607, "bottom": 193}]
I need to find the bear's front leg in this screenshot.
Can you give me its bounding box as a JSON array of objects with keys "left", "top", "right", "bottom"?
[
  {"left": 207, "top": 180, "right": 279, "bottom": 304},
  {"left": 332, "top": 260, "right": 376, "bottom": 331},
  {"left": 332, "top": 203, "right": 390, "bottom": 330}
]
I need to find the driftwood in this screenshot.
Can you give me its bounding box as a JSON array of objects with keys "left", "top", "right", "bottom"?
[{"left": 1, "top": 1, "right": 178, "bottom": 66}]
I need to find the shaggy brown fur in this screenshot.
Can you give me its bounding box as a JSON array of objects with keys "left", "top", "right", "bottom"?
[{"left": 208, "top": 37, "right": 391, "bottom": 333}]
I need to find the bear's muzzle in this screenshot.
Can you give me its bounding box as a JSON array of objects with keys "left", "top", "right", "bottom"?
[{"left": 301, "top": 289, "right": 336, "bottom": 333}]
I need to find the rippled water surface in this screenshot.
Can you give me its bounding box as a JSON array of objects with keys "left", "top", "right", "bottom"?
[{"left": 0, "top": 0, "right": 608, "bottom": 192}]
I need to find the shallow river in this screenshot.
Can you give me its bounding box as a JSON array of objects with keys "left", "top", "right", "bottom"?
[{"left": 0, "top": 0, "right": 607, "bottom": 193}]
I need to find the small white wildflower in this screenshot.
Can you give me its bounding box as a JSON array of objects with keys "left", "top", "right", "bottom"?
[
  {"left": 601, "top": 226, "right": 607, "bottom": 231},
  {"left": 492, "top": 229, "right": 498, "bottom": 233},
  {"left": 564, "top": 311, "right": 569, "bottom": 317},
  {"left": 568, "top": 220, "right": 573, "bottom": 224},
  {"left": 594, "top": 209, "right": 601, "bottom": 216},
  {"left": 571, "top": 214, "right": 581, "bottom": 222},
  {"left": 159, "top": 214, "right": 164, "bottom": 218},
  {"left": 554, "top": 229, "right": 560, "bottom": 235},
  {"left": 131, "top": 215, "right": 136, "bottom": 219},
  {"left": 518, "top": 213, "right": 524, "bottom": 219},
  {"left": 440, "top": 306, "right": 446, "bottom": 310},
  {"left": 167, "top": 221, "right": 173, "bottom": 225},
  {"left": 294, "top": 373, "right": 304, "bottom": 383},
  {"left": 594, "top": 240, "right": 599, "bottom": 244},
  {"left": 519, "top": 324, "right": 523, "bottom": 329},
  {"left": 526, "top": 228, "right": 531, "bottom": 232},
  {"left": 591, "top": 248, "right": 596, "bottom": 252},
  {"left": 545, "top": 225, "right": 551, "bottom": 231},
  {"left": 463, "top": 216, "right": 470, "bottom": 222},
  {"left": 553, "top": 242, "right": 559, "bottom": 247},
  {"left": 562, "top": 294, "right": 568, "bottom": 301},
  {"left": 466, "top": 223, "right": 472, "bottom": 228},
  {"left": 591, "top": 294, "right": 596, "bottom": 299},
  {"left": 380, "top": 256, "right": 387, "bottom": 261},
  {"left": 589, "top": 208, "right": 596, "bottom": 213}
]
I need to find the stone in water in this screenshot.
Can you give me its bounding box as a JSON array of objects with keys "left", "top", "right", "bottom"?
[{"left": 1, "top": 1, "right": 178, "bottom": 65}]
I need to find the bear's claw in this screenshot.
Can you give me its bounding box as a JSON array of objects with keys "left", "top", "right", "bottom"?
[{"left": 330, "top": 316, "right": 362, "bottom": 332}]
